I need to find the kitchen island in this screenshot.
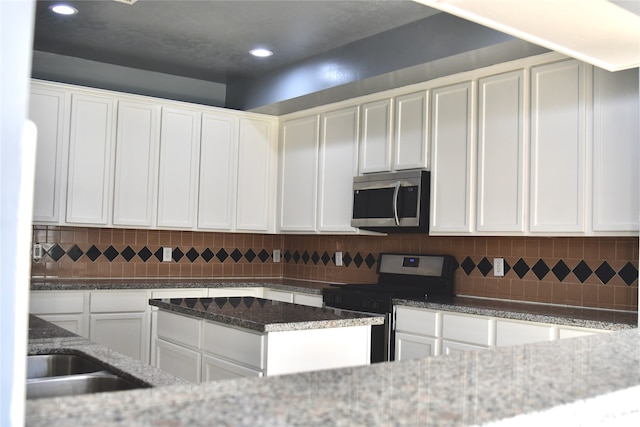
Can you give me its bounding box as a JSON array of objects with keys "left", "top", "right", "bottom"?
[{"left": 149, "top": 296, "right": 385, "bottom": 380}]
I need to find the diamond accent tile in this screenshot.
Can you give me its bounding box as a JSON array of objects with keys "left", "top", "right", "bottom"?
[
  {"left": 48, "top": 244, "right": 66, "bottom": 261},
  {"left": 201, "top": 248, "right": 214, "bottom": 262},
  {"left": 311, "top": 251, "right": 320, "bottom": 265},
  {"left": 258, "top": 249, "right": 270, "bottom": 263},
  {"left": 365, "top": 253, "right": 376, "bottom": 269},
  {"left": 230, "top": 249, "right": 243, "bottom": 262},
  {"left": 595, "top": 261, "right": 616, "bottom": 284},
  {"left": 513, "top": 258, "right": 530, "bottom": 279},
  {"left": 292, "top": 251, "right": 300, "bottom": 263},
  {"left": 121, "top": 246, "right": 136, "bottom": 262},
  {"left": 342, "top": 252, "right": 352, "bottom": 267},
  {"left": 244, "top": 249, "right": 256, "bottom": 262},
  {"left": 283, "top": 250, "right": 292, "bottom": 262},
  {"left": 552, "top": 260, "right": 571, "bottom": 281},
  {"left": 619, "top": 262, "right": 638, "bottom": 286},
  {"left": 477, "top": 257, "right": 493, "bottom": 277},
  {"left": 573, "top": 261, "right": 593, "bottom": 283},
  {"left": 503, "top": 260, "right": 511, "bottom": 275},
  {"left": 103, "top": 246, "right": 119, "bottom": 262},
  {"left": 154, "top": 247, "right": 164, "bottom": 262},
  {"left": 66, "top": 244, "right": 84, "bottom": 261},
  {"left": 172, "top": 247, "right": 184, "bottom": 262},
  {"left": 353, "top": 253, "right": 363, "bottom": 268},
  {"left": 86, "top": 245, "right": 102, "bottom": 262},
  {"left": 532, "top": 259, "right": 550, "bottom": 280},
  {"left": 321, "top": 251, "right": 331, "bottom": 266},
  {"left": 216, "top": 248, "right": 229, "bottom": 262},
  {"left": 214, "top": 298, "right": 227, "bottom": 309},
  {"left": 302, "top": 251, "right": 310, "bottom": 264},
  {"left": 138, "top": 246, "right": 152, "bottom": 262},
  {"left": 461, "top": 257, "right": 476, "bottom": 275},
  {"left": 186, "top": 248, "right": 199, "bottom": 263}
]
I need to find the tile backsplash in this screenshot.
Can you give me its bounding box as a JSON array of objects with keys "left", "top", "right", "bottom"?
[{"left": 32, "top": 226, "right": 638, "bottom": 311}]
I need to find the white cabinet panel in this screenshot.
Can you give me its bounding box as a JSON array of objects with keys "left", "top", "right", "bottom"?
[
  {"left": 263, "top": 288, "right": 294, "bottom": 303},
  {"left": 441, "top": 312, "right": 493, "bottom": 346},
  {"left": 155, "top": 338, "right": 201, "bottom": 383},
  {"left": 430, "top": 82, "right": 474, "bottom": 233},
  {"left": 89, "top": 290, "right": 149, "bottom": 313},
  {"left": 157, "top": 310, "right": 201, "bottom": 349},
  {"left": 29, "top": 86, "right": 68, "bottom": 223},
  {"left": 157, "top": 106, "right": 201, "bottom": 228},
  {"left": 208, "top": 287, "right": 263, "bottom": 297},
  {"left": 198, "top": 112, "right": 238, "bottom": 230},
  {"left": 236, "top": 117, "right": 274, "bottom": 231},
  {"left": 202, "top": 321, "right": 265, "bottom": 369},
  {"left": 112, "top": 100, "right": 160, "bottom": 227},
  {"left": 90, "top": 312, "right": 149, "bottom": 361},
  {"left": 66, "top": 93, "right": 115, "bottom": 224},
  {"left": 592, "top": 67, "right": 639, "bottom": 232},
  {"left": 442, "top": 340, "right": 490, "bottom": 355},
  {"left": 395, "top": 332, "right": 438, "bottom": 360},
  {"left": 495, "top": 320, "right": 554, "bottom": 347},
  {"left": 394, "top": 306, "right": 439, "bottom": 336},
  {"left": 317, "top": 106, "right": 359, "bottom": 232},
  {"left": 202, "top": 353, "right": 262, "bottom": 382},
  {"left": 278, "top": 115, "right": 319, "bottom": 232},
  {"left": 359, "top": 99, "right": 393, "bottom": 173},
  {"left": 292, "top": 293, "right": 324, "bottom": 308},
  {"left": 530, "top": 60, "right": 586, "bottom": 232},
  {"left": 477, "top": 70, "right": 526, "bottom": 232},
  {"left": 394, "top": 91, "right": 428, "bottom": 170}
]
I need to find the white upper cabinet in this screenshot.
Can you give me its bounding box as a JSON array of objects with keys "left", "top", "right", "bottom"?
[
  {"left": 530, "top": 60, "right": 586, "bottom": 233},
  {"left": 476, "top": 70, "right": 526, "bottom": 233},
  {"left": 112, "top": 100, "right": 160, "bottom": 227},
  {"left": 278, "top": 115, "right": 319, "bottom": 232},
  {"left": 394, "top": 91, "right": 429, "bottom": 171},
  {"left": 591, "top": 67, "right": 639, "bottom": 233},
  {"left": 198, "top": 112, "right": 239, "bottom": 230},
  {"left": 430, "top": 82, "right": 475, "bottom": 233},
  {"left": 236, "top": 117, "right": 276, "bottom": 232},
  {"left": 29, "top": 85, "right": 69, "bottom": 223},
  {"left": 359, "top": 99, "right": 393, "bottom": 173},
  {"left": 66, "top": 93, "right": 116, "bottom": 225},
  {"left": 317, "top": 106, "right": 360, "bottom": 232},
  {"left": 157, "top": 106, "right": 201, "bottom": 228}
]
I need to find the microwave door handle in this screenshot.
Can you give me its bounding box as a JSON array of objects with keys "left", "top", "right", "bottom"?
[{"left": 393, "top": 181, "right": 401, "bottom": 225}]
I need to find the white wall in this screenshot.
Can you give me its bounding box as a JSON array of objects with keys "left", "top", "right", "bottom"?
[{"left": 0, "top": 1, "right": 36, "bottom": 426}]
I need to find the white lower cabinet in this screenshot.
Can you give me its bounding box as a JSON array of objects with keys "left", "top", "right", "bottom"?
[
  {"left": 202, "top": 354, "right": 262, "bottom": 381},
  {"left": 156, "top": 338, "right": 201, "bottom": 383},
  {"left": 263, "top": 288, "right": 294, "bottom": 303},
  {"left": 292, "top": 292, "right": 323, "bottom": 308},
  {"left": 29, "top": 291, "right": 88, "bottom": 337},
  {"left": 394, "top": 305, "right": 609, "bottom": 361}
]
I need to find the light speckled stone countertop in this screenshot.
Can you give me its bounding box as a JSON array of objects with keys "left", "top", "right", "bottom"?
[
  {"left": 150, "top": 297, "right": 385, "bottom": 332},
  {"left": 25, "top": 315, "right": 640, "bottom": 426}
]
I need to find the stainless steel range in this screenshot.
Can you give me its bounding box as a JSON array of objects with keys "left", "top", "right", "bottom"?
[{"left": 322, "top": 253, "right": 456, "bottom": 362}]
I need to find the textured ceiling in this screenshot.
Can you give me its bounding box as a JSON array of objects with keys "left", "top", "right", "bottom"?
[{"left": 33, "top": 0, "right": 440, "bottom": 84}]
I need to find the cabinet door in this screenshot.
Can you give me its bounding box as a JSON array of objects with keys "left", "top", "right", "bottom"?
[
  {"left": 29, "top": 86, "right": 68, "bottom": 223},
  {"left": 112, "top": 100, "right": 160, "bottom": 227},
  {"left": 394, "top": 91, "right": 428, "bottom": 170},
  {"left": 198, "top": 112, "right": 238, "bottom": 230},
  {"left": 155, "top": 338, "right": 201, "bottom": 383},
  {"left": 202, "top": 353, "right": 262, "bottom": 382},
  {"left": 441, "top": 312, "right": 493, "bottom": 347},
  {"left": 530, "top": 60, "right": 586, "bottom": 232},
  {"left": 592, "top": 67, "right": 639, "bottom": 232},
  {"left": 157, "top": 106, "right": 201, "bottom": 228},
  {"left": 442, "top": 340, "right": 489, "bottom": 355},
  {"left": 430, "top": 82, "right": 474, "bottom": 233},
  {"left": 317, "top": 106, "right": 359, "bottom": 232},
  {"left": 477, "top": 70, "right": 526, "bottom": 233},
  {"left": 495, "top": 319, "right": 554, "bottom": 347},
  {"left": 395, "top": 332, "right": 439, "bottom": 361},
  {"left": 359, "top": 98, "right": 392, "bottom": 173},
  {"left": 65, "top": 93, "right": 115, "bottom": 224},
  {"left": 90, "top": 312, "right": 149, "bottom": 362},
  {"left": 278, "top": 115, "right": 319, "bottom": 232},
  {"left": 236, "top": 117, "right": 274, "bottom": 231}
]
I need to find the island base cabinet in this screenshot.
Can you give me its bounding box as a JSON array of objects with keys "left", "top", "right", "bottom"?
[
  {"left": 155, "top": 338, "right": 201, "bottom": 384},
  {"left": 202, "top": 354, "right": 262, "bottom": 382}
]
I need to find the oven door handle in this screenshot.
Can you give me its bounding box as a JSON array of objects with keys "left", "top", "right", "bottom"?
[{"left": 392, "top": 180, "right": 401, "bottom": 225}]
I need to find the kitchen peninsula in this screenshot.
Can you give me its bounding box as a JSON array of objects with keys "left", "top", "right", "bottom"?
[{"left": 149, "top": 296, "right": 385, "bottom": 380}]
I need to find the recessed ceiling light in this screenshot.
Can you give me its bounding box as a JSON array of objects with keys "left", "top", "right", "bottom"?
[
  {"left": 250, "top": 48, "right": 273, "bottom": 58},
  {"left": 50, "top": 4, "right": 78, "bottom": 15}
]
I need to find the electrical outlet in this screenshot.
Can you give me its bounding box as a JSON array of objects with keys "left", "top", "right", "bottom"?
[
  {"left": 163, "top": 247, "right": 173, "bottom": 262},
  {"left": 493, "top": 258, "right": 504, "bottom": 277},
  {"left": 273, "top": 249, "right": 281, "bottom": 263},
  {"left": 33, "top": 243, "right": 44, "bottom": 261},
  {"left": 335, "top": 251, "right": 343, "bottom": 266}
]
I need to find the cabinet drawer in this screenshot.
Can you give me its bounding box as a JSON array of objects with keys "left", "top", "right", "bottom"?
[
  {"left": 263, "top": 289, "right": 294, "bottom": 303},
  {"left": 496, "top": 320, "right": 554, "bottom": 347},
  {"left": 442, "top": 313, "right": 493, "bottom": 346},
  {"left": 293, "top": 293, "right": 323, "bottom": 308},
  {"left": 202, "top": 321, "right": 265, "bottom": 369},
  {"left": 90, "top": 291, "right": 148, "bottom": 313},
  {"left": 30, "top": 291, "right": 86, "bottom": 314},
  {"left": 157, "top": 311, "right": 201, "bottom": 349},
  {"left": 395, "top": 306, "right": 439, "bottom": 336},
  {"left": 202, "top": 354, "right": 262, "bottom": 382}
]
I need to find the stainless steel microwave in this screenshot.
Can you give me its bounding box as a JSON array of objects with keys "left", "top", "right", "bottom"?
[{"left": 351, "top": 170, "right": 430, "bottom": 233}]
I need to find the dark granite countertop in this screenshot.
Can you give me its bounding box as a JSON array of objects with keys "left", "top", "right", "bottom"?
[{"left": 150, "top": 297, "right": 385, "bottom": 332}]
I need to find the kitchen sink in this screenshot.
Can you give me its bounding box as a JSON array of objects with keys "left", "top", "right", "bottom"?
[{"left": 26, "top": 353, "right": 149, "bottom": 399}]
